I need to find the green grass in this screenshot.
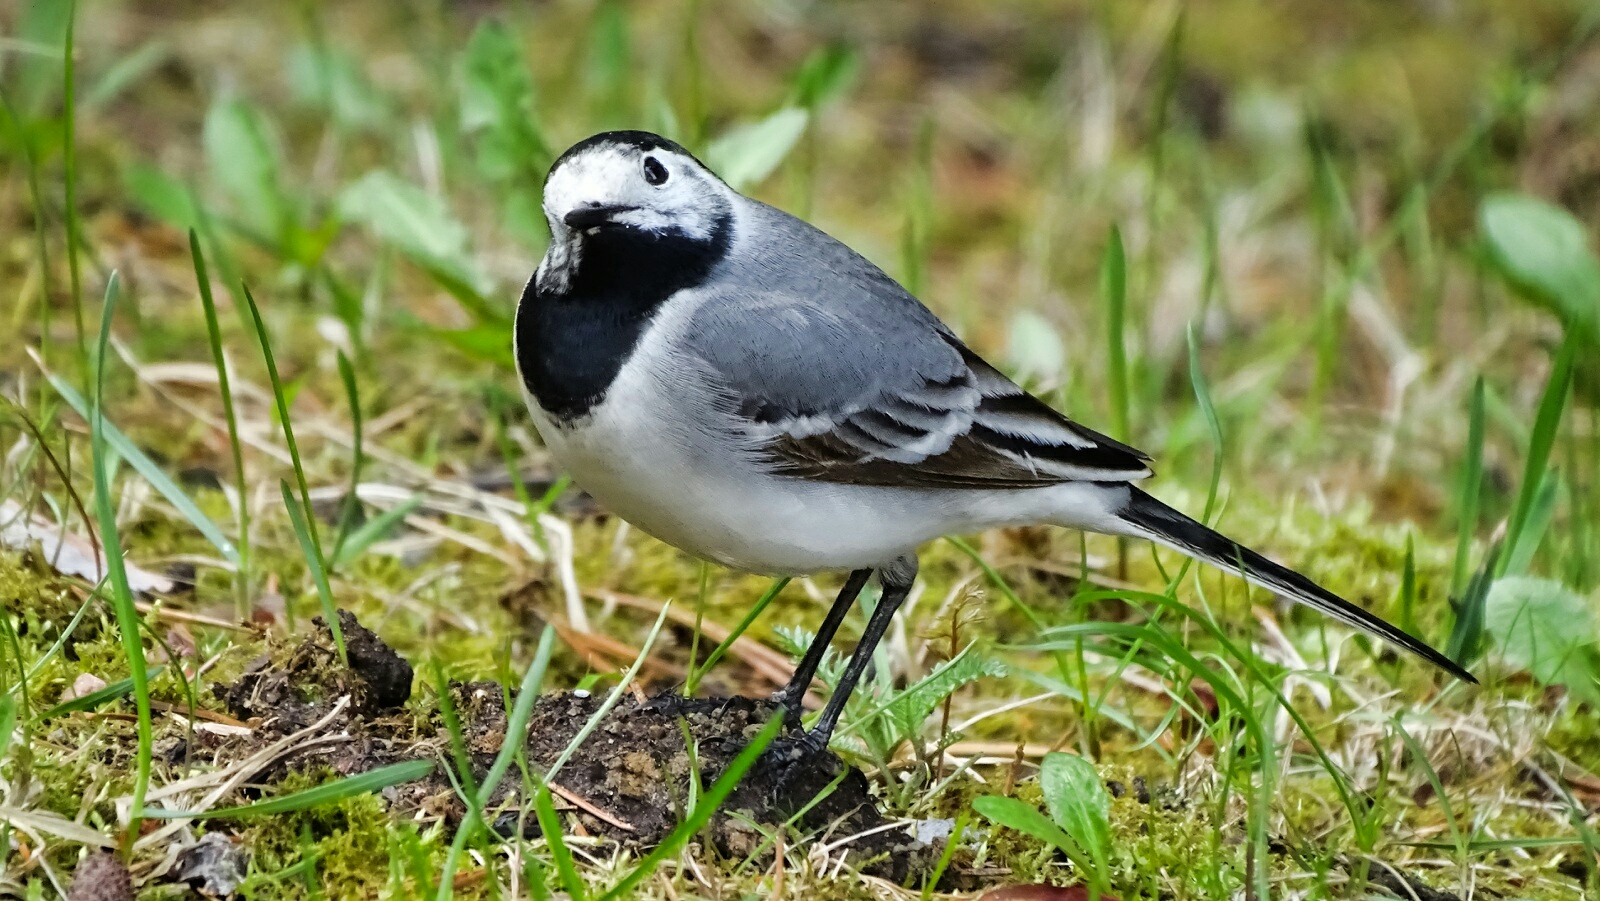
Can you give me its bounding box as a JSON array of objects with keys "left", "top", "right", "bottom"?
[{"left": 1, "top": 1, "right": 1599, "bottom": 898}]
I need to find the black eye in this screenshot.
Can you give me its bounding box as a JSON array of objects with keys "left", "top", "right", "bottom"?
[{"left": 642, "top": 156, "right": 669, "bottom": 186}]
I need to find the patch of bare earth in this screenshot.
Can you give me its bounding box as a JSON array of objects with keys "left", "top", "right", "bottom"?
[{"left": 214, "top": 610, "right": 939, "bottom": 884}]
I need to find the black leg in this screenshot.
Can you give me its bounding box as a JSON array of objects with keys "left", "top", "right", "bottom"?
[
  {"left": 772, "top": 568, "right": 871, "bottom": 716},
  {"left": 806, "top": 555, "right": 917, "bottom": 747}
]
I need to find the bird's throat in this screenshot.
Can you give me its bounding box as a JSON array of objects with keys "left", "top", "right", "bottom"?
[{"left": 515, "top": 221, "right": 730, "bottom": 422}]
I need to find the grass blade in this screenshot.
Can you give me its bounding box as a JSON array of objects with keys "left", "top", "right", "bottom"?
[
  {"left": 1187, "top": 323, "right": 1223, "bottom": 524},
  {"left": 281, "top": 479, "right": 344, "bottom": 660},
  {"left": 533, "top": 783, "right": 587, "bottom": 901},
  {"left": 62, "top": 0, "right": 87, "bottom": 381},
  {"left": 685, "top": 576, "right": 789, "bottom": 696},
  {"left": 1398, "top": 532, "right": 1418, "bottom": 636},
  {"left": 435, "top": 626, "right": 557, "bottom": 900},
  {"left": 546, "top": 603, "right": 672, "bottom": 782},
  {"left": 331, "top": 350, "right": 363, "bottom": 564},
  {"left": 1452, "top": 377, "right": 1485, "bottom": 596},
  {"left": 238, "top": 283, "right": 340, "bottom": 655},
  {"left": 190, "top": 230, "right": 252, "bottom": 615},
  {"left": 1505, "top": 470, "right": 1561, "bottom": 576},
  {"left": 1446, "top": 544, "right": 1499, "bottom": 665},
  {"left": 1500, "top": 334, "right": 1576, "bottom": 577},
  {"left": 43, "top": 374, "right": 239, "bottom": 565},
  {"left": 88, "top": 272, "right": 153, "bottom": 849},
  {"left": 37, "top": 666, "right": 167, "bottom": 721},
  {"left": 145, "top": 760, "right": 435, "bottom": 820},
  {"left": 332, "top": 493, "right": 422, "bottom": 569},
  {"left": 1103, "top": 224, "right": 1130, "bottom": 442}
]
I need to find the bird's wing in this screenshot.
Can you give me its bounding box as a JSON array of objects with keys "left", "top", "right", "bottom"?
[{"left": 681, "top": 282, "right": 1152, "bottom": 489}]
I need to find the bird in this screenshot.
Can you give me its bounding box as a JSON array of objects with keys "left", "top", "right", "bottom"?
[{"left": 514, "top": 130, "right": 1475, "bottom": 750}]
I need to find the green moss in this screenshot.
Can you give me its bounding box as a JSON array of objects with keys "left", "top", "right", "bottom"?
[{"left": 238, "top": 768, "right": 421, "bottom": 900}]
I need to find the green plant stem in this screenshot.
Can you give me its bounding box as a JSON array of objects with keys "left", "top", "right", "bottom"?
[
  {"left": 62, "top": 0, "right": 88, "bottom": 384},
  {"left": 90, "top": 273, "right": 152, "bottom": 853},
  {"left": 688, "top": 577, "right": 790, "bottom": 694},
  {"left": 238, "top": 283, "right": 344, "bottom": 659},
  {"left": 436, "top": 626, "right": 556, "bottom": 900},
  {"left": 190, "top": 231, "right": 252, "bottom": 618}
]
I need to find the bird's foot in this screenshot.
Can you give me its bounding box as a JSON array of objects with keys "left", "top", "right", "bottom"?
[
  {"left": 767, "top": 687, "right": 808, "bottom": 729},
  {"left": 758, "top": 727, "right": 830, "bottom": 772}
]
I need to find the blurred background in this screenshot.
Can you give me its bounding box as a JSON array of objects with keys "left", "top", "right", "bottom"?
[
  {"left": 3, "top": 2, "right": 1600, "bottom": 898},
  {"left": 8, "top": 1, "right": 1597, "bottom": 512}
]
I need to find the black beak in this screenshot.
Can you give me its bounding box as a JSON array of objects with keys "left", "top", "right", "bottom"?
[{"left": 563, "top": 204, "right": 636, "bottom": 230}]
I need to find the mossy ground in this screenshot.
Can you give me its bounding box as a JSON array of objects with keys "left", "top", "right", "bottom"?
[{"left": 3, "top": 1, "right": 1599, "bottom": 898}]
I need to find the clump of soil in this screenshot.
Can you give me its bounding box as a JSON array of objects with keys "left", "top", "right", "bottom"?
[
  {"left": 208, "top": 611, "right": 422, "bottom": 789},
  {"left": 212, "top": 610, "right": 938, "bottom": 885},
  {"left": 66, "top": 852, "right": 132, "bottom": 901},
  {"left": 221, "top": 610, "right": 413, "bottom": 729},
  {"left": 437, "top": 689, "right": 936, "bottom": 882}
]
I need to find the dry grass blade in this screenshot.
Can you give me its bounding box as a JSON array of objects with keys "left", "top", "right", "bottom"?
[{"left": 134, "top": 696, "right": 352, "bottom": 850}]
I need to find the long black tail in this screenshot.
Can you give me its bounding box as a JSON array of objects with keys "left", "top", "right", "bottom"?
[{"left": 1117, "top": 487, "right": 1475, "bottom": 683}]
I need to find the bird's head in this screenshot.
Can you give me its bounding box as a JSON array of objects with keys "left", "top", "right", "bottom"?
[
  {"left": 541, "top": 131, "right": 731, "bottom": 243},
  {"left": 534, "top": 130, "right": 733, "bottom": 296}
]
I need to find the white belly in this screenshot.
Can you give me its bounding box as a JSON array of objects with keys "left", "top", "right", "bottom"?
[
  {"left": 524, "top": 358, "right": 1124, "bottom": 575},
  {"left": 526, "top": 376, "right": 927, "bottom": 573}
]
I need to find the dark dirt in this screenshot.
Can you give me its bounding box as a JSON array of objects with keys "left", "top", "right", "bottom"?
[
  {"left": 221, "top": 610, "right": 412, "bottom": 727},
  {"left": 66, "top": 852, "right": 133, "bottom": 901},
  {"left": 1354, "top": 859, "right": 1463, "bottom": 901},
  {"left": 431, "top": 689, "right": 939, "bottom": 883},
  {"left": 209, "top": 609, "right": 940, "bottom": 886}
]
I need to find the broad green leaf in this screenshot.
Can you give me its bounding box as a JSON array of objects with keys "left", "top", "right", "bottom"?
[
  {"left": 287, "top": 43, "right": 388, "bottom": 129},
  {"left": 122, "top": 162, "right": 199, "bottom": 230},
  {"left": 705, "top": 108, "right": 809, "bottom": 190},
  {"left": 1039, "top": 752, "right": 1112, "bottom": 879},
  {"left": 145, "top": 760, "right": 435, "bottom": 820},
  {"left": 1485, "top": 576, "right": 1600, "bottom": 703},
  {"left": 429, "top": 324, "right": 515, "bottom": 367},
  {"left": 1480, "top": 193, "right": 1600, "bottom": 344},
  {"left": 790, "top": 44, "right": 859, "bottom": 109},
  {"left": 336, "top": 171, "right": 493, "bottom": 299},
  {"left": 972, "top": 795, "right": 1086, "bottom": 864},
  {"left": 203, "top": 97, "right": 286, "bottom": 240},
  {"left": 459, "top": 20, "right": 549, "bottom": 182}
]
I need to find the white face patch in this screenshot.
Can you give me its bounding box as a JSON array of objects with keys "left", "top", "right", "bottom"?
[{"left": 541, "top": 143, "right": 729, "bottom": 244}]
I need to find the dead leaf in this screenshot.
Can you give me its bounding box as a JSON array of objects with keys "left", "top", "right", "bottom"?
[{"left": 0, "top": 500, "right": 173, "bottom": 594}]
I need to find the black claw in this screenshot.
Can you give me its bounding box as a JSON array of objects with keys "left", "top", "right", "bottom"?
[
  {"left": 639, "top": 692, "right": 685, "bottom": 716},
  {"left": 760, "top": 729, "right": 828, "bottom": 768}
]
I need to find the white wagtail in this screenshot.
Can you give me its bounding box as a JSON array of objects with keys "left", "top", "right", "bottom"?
[{"left": 515, "top": 131, "right": 1474, "bottom": 748}]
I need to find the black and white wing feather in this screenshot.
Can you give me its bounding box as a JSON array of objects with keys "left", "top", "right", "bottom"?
[
  {"left": 765, "top": 330, "right": 1149, "bottom": 488},
  {"left": 683, "top": 288, "right": 1149, "bottom": 489}
]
